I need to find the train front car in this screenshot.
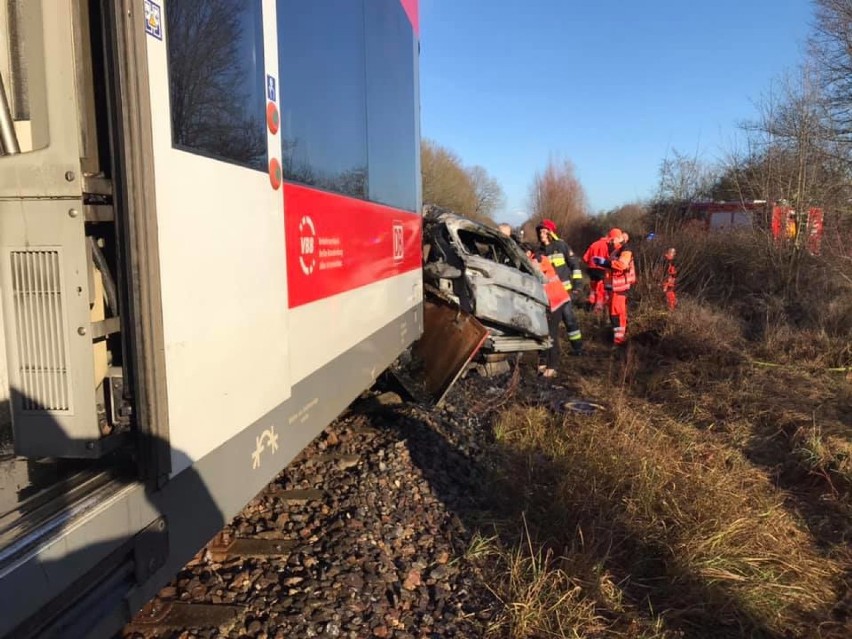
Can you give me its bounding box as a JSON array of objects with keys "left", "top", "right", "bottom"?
[{"left": 0, "top": 1, "right": 421, "bottom": 637}]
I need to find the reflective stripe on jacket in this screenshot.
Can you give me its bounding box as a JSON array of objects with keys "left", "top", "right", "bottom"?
[
  {"left": 541, "top": 238, "right": 583, "bottom": 292},
  {"left": 607, "top": 248, "right": 635, "bottom": 293}
]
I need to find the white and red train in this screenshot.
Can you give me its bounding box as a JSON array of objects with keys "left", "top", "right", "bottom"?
[{"left": 0, "top": 1, "right": 421, "bottom": 636}]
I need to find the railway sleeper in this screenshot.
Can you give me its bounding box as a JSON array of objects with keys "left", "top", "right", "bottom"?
[
  {"left": 206, "top": 532, "right": 304, "bottom": 562},
  {"left": 129, "top": 601, "right": 244, "bottom": 630},
  {"left": 264, "top": 487, "right": 327, "bottom": 503}
]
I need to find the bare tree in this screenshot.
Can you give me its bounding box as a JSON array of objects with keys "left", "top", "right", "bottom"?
[
  {"left": 468, "top": 165, "right": 505, "bottom": 220},
  {"left": 714, "top": 68, "right": 851, "bottom": 234},
  {"left": 420, "top": 140, "right": 505, "bottom": 224},
  {"left": 812, "top": 0, "right": 852, "bottom": 159},
  {"left": 527, "top": 157, "right": 588, "bottom": 237},
  {"left": 656, "top": 149, "right": 716, "bottom": 203},
  {"left": 648, "top": 149, "right": 719, "bottom": 233}
]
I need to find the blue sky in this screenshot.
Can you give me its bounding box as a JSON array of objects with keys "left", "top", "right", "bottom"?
[{"left": 418, "top": 0, "right": 815, "bottom": 221}]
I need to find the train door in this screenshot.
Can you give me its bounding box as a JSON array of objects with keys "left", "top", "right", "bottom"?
[{"left": 144, "top": 0, "right": 291, "bottom": 475}]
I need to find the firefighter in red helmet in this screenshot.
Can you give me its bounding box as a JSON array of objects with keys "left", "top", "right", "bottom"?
[
  {"left": 591, "top": 229, "right": 636, "bottom": 346},
  {"left": 535, "top": 219, "right": 584, "bottom": 355}
]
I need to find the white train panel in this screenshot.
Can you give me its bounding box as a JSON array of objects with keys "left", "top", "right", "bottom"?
[{"left": 289, "top": 270, "right": 422, "bottom": 383}]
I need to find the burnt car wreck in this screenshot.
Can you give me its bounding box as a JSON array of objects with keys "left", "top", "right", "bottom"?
[
  {"left": 422, "top": 206, "right": 551, "bottom": 351},
  {"left": 401, "top": 206, "right": 551, "bottom": 403}
]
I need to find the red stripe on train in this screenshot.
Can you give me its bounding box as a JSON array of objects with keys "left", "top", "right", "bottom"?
[
  {"left": 284, "top": 183, "right": 422, "bottom": 309},
  {"left": 400, "top": 0, "right": 419, "bottom": 35}
]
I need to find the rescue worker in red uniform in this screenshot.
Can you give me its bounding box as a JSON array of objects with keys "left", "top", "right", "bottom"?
[
  {"left": 535, "top": 219, "right": 584, "bottom": 355},
  {"left": 583, "top": 229, "right": 622, "bottom": 314},
  {"left": 524, "top": 244, "right": 569, "bottom": 378},
  {"left": 591, "top": 230, "right": 635, "bottom": 346},
  {"left": 661, "top": 247, "right": 678, "bottom": 310}
]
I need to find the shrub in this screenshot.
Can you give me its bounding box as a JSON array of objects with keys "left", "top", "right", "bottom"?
[{"left": 634, "top": 229, "right": 851, "bottom": 365}]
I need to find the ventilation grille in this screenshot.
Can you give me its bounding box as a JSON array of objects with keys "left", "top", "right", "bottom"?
[{"left": 10, "top": 250, "right": 70, "bottom": 411}]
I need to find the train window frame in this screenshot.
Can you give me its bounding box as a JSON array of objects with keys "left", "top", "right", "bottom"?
[
  {"left": 277, "top": 0, "right": 369, "bottom": 200},
  {"left": 164, "top": 0, "right": 267, "bottom": 172},
  {"left": 277, "top": 0, "right": 418, "bottom": 211},
  {"left": 364, "top": 0, "right": 418, "bottom": 212}
]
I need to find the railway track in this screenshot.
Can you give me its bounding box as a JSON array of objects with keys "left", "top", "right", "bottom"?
[{"left": 122, "top": 391, "right": 499, "bottom": 638}]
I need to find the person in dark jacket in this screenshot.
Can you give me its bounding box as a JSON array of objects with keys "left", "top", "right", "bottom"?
[{"left": 535, "top": 219, "right": 584, "bottom": 355}]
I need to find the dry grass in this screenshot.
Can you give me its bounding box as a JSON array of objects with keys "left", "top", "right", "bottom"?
[
  {"left": 470, "top": 523, "right": 608, "bottom": 639},
  {"left": 790, "top": 423, "right": 852, "bottom": 496},
  {"left": 484, "top": 399, "right": 845, "bottom": 637},
  {"left": 462, "top": 231, "right": 851, "bottom": 638}
]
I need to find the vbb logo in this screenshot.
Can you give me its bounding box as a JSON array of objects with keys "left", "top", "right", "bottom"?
[
  {"left": 392, "top": 222, "right": 404, "bottom": 262},
  {"left": 298, "top": 215, "right": 317, "bottom": 275}
]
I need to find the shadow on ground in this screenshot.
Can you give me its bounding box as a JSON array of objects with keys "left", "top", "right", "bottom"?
[{"left": 361, "top": 349, "right": 828, "bottom": 639}]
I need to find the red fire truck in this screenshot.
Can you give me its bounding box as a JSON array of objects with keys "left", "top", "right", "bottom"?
[
  {"left": 770, "top": 203, "right": 825, "bottom": 255},
  {"left": 686, "top": 201, "right": 825, "bottom": 255}
]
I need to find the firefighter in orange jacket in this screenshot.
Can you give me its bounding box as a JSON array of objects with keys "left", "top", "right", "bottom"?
[
  {"left": 591, "top": 230, "right": 635, "bottom": 346},
  {"left": 525, "top": 246, "right": 568, "bottom": 378},
  {"left": 535, "top": 219, "right": 584, "bottom": 355},
  {"left": 661, "top": 247, "right": 678, "bottom": 310},
  {"left": 583, "top": 228, "right": 623, "bottom": 313}
]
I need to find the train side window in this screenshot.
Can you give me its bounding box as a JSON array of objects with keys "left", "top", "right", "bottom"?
[
  {"left": 277, "top": 0, "right": 368, "bottom": 199},
  {"left": 364, "top": 0, "right": 418, "bottom": 212},
  {"left": 164, "top": 0, "right": 266, "bottom": 171}
]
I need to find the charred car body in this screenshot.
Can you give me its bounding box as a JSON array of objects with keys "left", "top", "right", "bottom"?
[
  {"left": 403, "top": 207, "right": 552, "bottom": 402},
  {"left": 422, "top": 206, "right": 551, "bottom": 351}
]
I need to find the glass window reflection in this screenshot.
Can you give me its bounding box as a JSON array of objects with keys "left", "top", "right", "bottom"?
[
  {"left": 365, "top": 0, "right": 418, "bottom": 212},
  {"left": 278, "top": 0, "right": 368, "bottom": 199},
  {"left": 277, "top": 0, "right": 418, "bottom": 210},
  {"left": 165, "top": 0, "right": 267, "bottom": 171}
]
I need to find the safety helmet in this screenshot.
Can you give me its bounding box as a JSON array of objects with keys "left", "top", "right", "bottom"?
[
  {"left": 607, "top": 228, "right": 623, "bottom": 242},
  {"left": 537, "top": 219, "right": 558, "bottom": 233}
]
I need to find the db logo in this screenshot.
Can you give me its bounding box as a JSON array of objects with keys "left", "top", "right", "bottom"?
[
  {"left": 298, "top": 215, "right": 316, "bottom": 275},
  {"left": 392, "top": 222, "right": 404, "bottom": 262}
]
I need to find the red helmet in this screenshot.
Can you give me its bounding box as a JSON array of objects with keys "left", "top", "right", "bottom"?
[
  {"left": 537, "top": 219, "right": 557, "bottom": 233},
  {"left": 607, "top": 227, "right": 623, "bottom": 240}
]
